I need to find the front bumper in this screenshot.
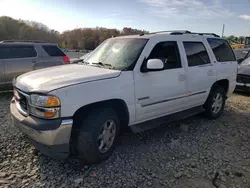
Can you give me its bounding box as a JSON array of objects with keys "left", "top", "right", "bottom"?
[
  {"left": 235, "top": 83, "right": 250, "bottom": 92},
  {"left": 10, "top": 99, "right": 73, "bottom": 159}
]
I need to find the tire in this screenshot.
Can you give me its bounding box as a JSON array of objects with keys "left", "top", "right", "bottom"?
[
  {"left": 204, "top": 86, "right": 226, "bottom": 119},
  {"left": 76, "top": 107, "right": 120, "bottom": 164}
]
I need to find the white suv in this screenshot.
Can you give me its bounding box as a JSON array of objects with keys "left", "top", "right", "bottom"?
[{"left": 11, "top": 31, "right": 237, "bottom": 164}]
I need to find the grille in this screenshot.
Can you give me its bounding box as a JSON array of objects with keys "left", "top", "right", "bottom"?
[
  {"left": 19, "top": 92, "right": 28, "bottom": 111},
  {"left": 237, "top": 74, "right": 250, "bottom": 84},
  {"left": 14, "top": 89, "right": 29, "bottom": 114}
]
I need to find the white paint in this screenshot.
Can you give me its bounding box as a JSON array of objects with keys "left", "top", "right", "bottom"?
[
  {"left": 15, "top": 33, "right": 237, "bottom": 126},
  {"left": 146, "top": 59, "right": 164, "bottom": 70}
]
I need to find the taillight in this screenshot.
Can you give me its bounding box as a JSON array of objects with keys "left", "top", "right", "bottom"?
[{"left": 63, "top": 56, "right": 70, "bottom": 63}]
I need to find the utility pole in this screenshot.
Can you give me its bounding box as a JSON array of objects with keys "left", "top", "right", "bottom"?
[{"left": 221, "top": 24, "right": 225, "bottom": 38}]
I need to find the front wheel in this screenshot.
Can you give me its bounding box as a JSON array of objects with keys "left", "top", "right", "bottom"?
[
  {"left": 204, "top": 87, "right": 226, "bottom": 119},
  {"left": 76, "top": 107, "right": 120, "bottom": 164}
]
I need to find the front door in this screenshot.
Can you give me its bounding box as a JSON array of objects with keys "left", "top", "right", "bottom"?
[{"left": 134, "top": 41, "right": 188, "bottom": 122}]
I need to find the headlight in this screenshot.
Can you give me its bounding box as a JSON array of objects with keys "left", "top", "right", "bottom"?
[
  {"left": 30, "top": 94, "right": 60, "bottom": 107},
  {"left": 29, "top": 94, "right": 61, "bottom": 119}
]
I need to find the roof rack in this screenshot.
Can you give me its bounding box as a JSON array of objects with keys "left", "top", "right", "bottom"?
[
  {"left": 149, "top": 30, "right": 192, "bottom": 35},
  {"left": 146, "top": 30, "right": 220, "bottom": 38},
  {"left": 0, "top": 40, "right": 48, "bottom": 43},
  {"left": 189, "top": 32, "right": 220, "bottom": 38}
]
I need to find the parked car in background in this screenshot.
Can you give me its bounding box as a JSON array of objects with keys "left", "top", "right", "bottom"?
[
  {"left": 11, "top": 31, "right": 237, "bottom": 164},
  {"left": 0, "top": 40, "right": 70, "bottom": 91},
  {"left": 234, "top": 48, "right": 250, "bottom": 61},
  {"left": 235, "top": 48, "right": 250, "bottom": 91}
]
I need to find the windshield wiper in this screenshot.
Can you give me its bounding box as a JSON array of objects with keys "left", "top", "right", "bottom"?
[
  {"left": 92, "top": 62, "right": 118, "bottom": 70},
  {"left": 73, "top": 59, "right": 90, "bottom": 65}
]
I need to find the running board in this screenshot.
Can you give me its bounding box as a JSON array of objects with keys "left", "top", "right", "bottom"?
[{"left": 130, "top": 106, "right": 204, "bottom": 133}]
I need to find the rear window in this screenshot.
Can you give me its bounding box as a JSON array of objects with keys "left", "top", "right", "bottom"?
[
  {"left": 0, "top": 45, "right": 37, "bottom": 59},
  {"left": 207, "top": 38, "right": 236, "bottom": 62},
  {"left": 183, "top": 42, "right": 210, "bottom": 67},
  {"left": 42, "top": 45, "right": 65, "bottom": 57}
]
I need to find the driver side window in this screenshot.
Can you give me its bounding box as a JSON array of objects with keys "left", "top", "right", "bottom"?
[{"left": 148, "top": 41, "right": 181, "bottom": 69}]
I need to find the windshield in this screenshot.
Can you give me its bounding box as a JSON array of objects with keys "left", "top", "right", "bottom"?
[
  {"left": 80, "top": 52, "right": 91, "bottom": 60},
  {"left": 84, "top": 38, "right": 148, "bottom": 70}
]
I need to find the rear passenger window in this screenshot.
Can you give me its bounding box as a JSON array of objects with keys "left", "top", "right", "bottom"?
[
  {"left": 183, "top": 42, "right": 210, "bottom": 67},
  {"left": 0, "top": 45, "right": 37, "bottom": 59},
  {"left": 42, "top": 45, "right": 65, "bottom": 57},
  {"left": 207, "top": 38, "right": 236, "bottom": 62},
  {"left": 148, "top": 41, "right": 181, "bottom": 69}
]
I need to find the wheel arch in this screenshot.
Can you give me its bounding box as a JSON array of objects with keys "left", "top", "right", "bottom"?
[
  {"left": 69, "top": 99, "right": 130, "bottom": 155},
  {"left": 211, "top": 79, "right": 229, "bottom": 94},
  {"left": 72, "top": 98, "right": 129, "bottom": 132}
]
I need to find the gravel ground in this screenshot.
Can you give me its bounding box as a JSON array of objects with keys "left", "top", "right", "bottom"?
[{"left": 0, "top": 92, "right": 250, "bottom": 188}]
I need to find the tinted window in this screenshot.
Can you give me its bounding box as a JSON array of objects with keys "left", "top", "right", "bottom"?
[
  {"left": 246, "top": 38, "right": 250, "bottom": 45},
  {"left": 207, "top": 38, "right": 236, "bottom": 62},
  {"left": 148, "top": 41, "right": 181, "bottom": 69},
  {"left": 183, "top": 42, "right": 210, "bottom": 67},
  {"left": 0, "top": 47, "right": 5, "bottom": 59},
  {"left": 42, "top": 45, "right": 65, "bottom": 56},
  {"left": 0, "top": 45, "right": 37, "bottom": 59}
]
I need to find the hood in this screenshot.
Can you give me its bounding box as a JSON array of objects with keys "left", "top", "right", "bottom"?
[
  {"left": 238, "top": 65, "right": 250, "bottom": 75},
  {"left": 15, "top": 64, "right": 121, "bottom": 93},
  {"left": 238, "top": 57, "right": 250, "bottom": 75}
]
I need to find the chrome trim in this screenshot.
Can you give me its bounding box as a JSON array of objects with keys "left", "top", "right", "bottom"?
[
  {"left": 29, "top": 106, "right": 60, "bottom": 119},
  {"left": 16, "top": 101, "right": 29, "bottom": 116},
  {"left": 140, "top": 91, "right": 206, "bottom": 107},
  {"left": 138, "top": 96, "right": 150, "bottom": 101},
  {"left": 13, "top": 119, "right": 73, "bottom": 146},
  {"left": 14, "top": 89, "right": 30, "bottom": 116},
  {"left": 188, "top": 91, "right": 206, "bottom": 97}
]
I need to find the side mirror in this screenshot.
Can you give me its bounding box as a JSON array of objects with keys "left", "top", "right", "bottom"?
[{"left": 145, "top": 59, "right": 164, "bottom": 72}]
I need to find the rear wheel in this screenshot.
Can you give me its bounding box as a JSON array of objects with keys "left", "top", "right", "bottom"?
[
  {"left": 76, "top": 107, "right": 120, "bottom": 164},
  {"left": 204, "top": 86, "right": 226, "bottom": 119}
]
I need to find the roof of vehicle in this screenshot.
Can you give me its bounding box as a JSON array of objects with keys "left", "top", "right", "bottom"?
[
  {"left": 0, "top": 40, "right": 57, "bottom": 45},
  {"left": 114, "top": 30, "right": 221, "bottom": 40}
]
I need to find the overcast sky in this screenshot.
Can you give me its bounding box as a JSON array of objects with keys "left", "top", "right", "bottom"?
[{"left": 0, "top": 0, "right": 250, "bottom": 36}]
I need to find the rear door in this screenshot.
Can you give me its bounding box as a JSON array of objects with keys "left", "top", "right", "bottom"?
[
  {"left": 39, "top": 45, "right": 67, "bottom": 67},
  {"left": 4, "top": 44, "right": 38, "bottom": 86},
  {"left": 207, "top": 38, "right": 237, "bottom": 92},
  {"left": 181, "top": 40, "right": 216, "bottom": 107}
]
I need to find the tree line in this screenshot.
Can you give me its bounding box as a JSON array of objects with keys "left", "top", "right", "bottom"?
[
  {"left": 0, "top": 16, "right": 248, "bottom": 50},
  {"left": 0, "top": 16, "right": 148, "bottom": 50},
  {"left": 223, "top": 35, "right": 246, "bottom": 44}
]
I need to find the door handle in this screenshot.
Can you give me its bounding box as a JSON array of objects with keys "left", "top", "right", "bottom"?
[
  {"left": 32, "top": 60, "right": 37, "bottom": 64},
  {"left": 179, "top": 74, "right": 186, "bottom": 81}
]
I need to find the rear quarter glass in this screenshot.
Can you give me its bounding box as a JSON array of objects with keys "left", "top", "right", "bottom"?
[{"left": 42, "top": 45, "right": 66, "bottom": 57}]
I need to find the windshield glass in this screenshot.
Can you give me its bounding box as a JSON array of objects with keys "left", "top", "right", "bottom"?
[
  {"left": 84, "top": 38, "right": 148, "bottom": 70},
  {"left": 80, "top": 52, "right": 91, "bottom": 60}
]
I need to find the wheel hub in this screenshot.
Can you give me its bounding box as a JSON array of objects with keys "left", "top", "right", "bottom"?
[
  {"left": 98, "top": 119, "right": 116, "bottom": 153},
  {"left": 212, "top": 93, "right": 223, "bottom": 114}
]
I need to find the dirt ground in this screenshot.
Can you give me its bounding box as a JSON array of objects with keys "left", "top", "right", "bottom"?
[{"left": 0, "top": 92, "right": 249, "bottom": 188}]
